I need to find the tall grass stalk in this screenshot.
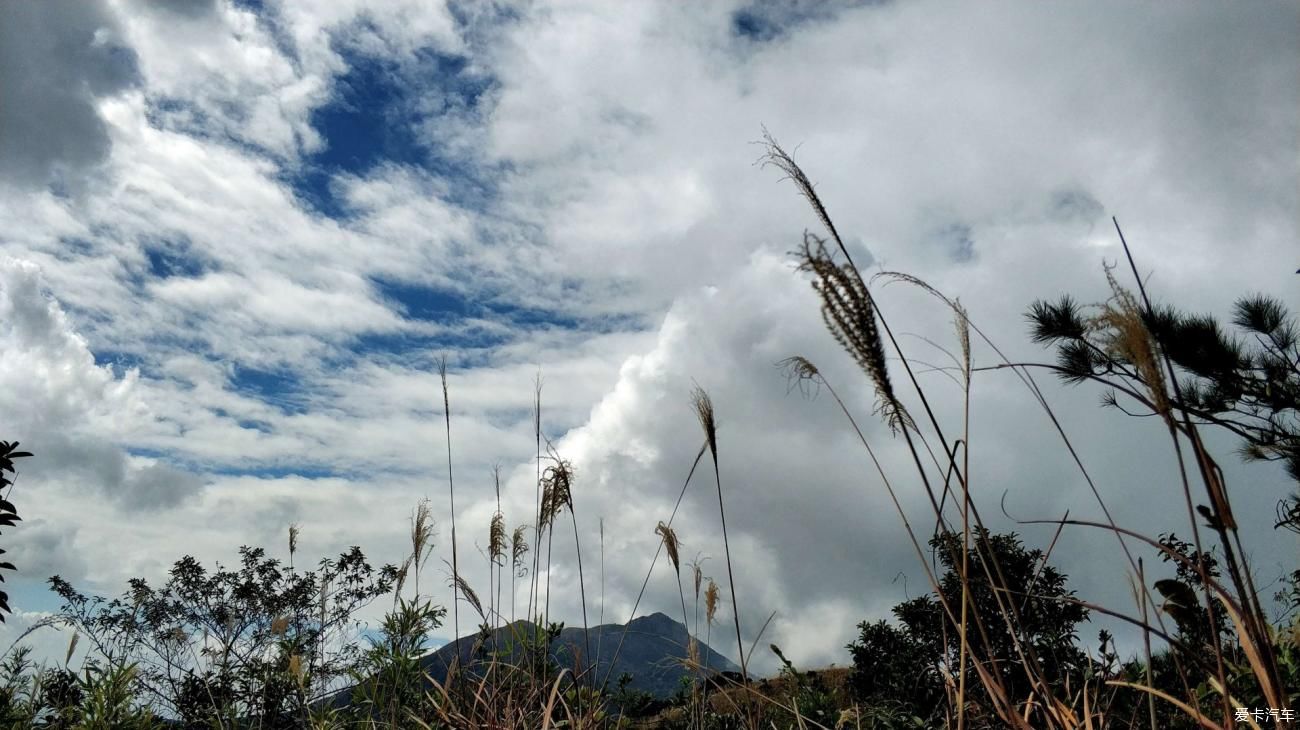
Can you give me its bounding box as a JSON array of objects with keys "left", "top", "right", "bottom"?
[
  {"left": 1114, "top": 218, "right": 1285, "bottom": 714},
  {"left": 511, "top": 525, "right": 529, "bottom": 626},
  {"left": 438, "top": 356, "right": 461, "bottom": 659},
  {"left": 691, "top": 386, "right": 749, "bottom": 691},
  {"left": 599, "top": 440, "right": 708, "bottom": 692},
  {"left": 597, "top": 518, "right": 605, "bottom": 676},
  {"left": 655, "top": 520, "right": 691, "bottom": 650},
  {"left": 528, "top": 375, "right": 544, "bottom": 626},
  {"left": 490, "top": 467, "right": 506, "bottom": 632}
]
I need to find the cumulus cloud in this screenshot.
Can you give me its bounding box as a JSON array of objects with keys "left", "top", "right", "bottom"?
[
  {"left": 0, "top": 0, "right": 139, "bottom": 191},
  {"left": 0, "top": 260, "right": 205, "bottom": 515},
  {"left": 5, "top": 519, "right": 87, "bottom": 585}
]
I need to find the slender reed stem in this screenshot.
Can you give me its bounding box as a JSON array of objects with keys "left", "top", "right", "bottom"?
[
  {"left": 438, "top": 357, "right": 460, "bottom": 658},
  {"left": 692, "top": 387, "right": 750, "bottom": 690}
]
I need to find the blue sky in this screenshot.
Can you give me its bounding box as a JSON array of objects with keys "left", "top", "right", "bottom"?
[{"left": 0, "top": 0, "right": 1296, "bottom": 678}]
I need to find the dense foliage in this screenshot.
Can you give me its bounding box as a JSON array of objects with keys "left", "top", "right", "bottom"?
[
  {"left": 0, "top": 441, "right": 31, "bottom": 623},
  {"left": 1028, "top": 290, "right": 1300, "bottom": 525},
  {"left": 48, "top": 545, "right": 399, "bottom": 726},
  {"left": 848, "top": 531, "right": 1089, "bottom": 727}
]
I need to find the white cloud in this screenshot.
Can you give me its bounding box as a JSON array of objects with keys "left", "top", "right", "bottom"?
[{"left": 0, "top": 0, "right": 139, "bottom": 191}]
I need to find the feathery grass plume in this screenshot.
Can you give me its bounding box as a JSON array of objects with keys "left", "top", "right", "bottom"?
[
  {"left": 447, "top": 565, "right": 484, "bottom": 620},
  {"left": 1090, "top": 264, "right": 1171, "bottom": 419},
  {"left": 954, "top": 298, "right": 972, "bottom": 382},
  {"left": 510, "top": 523, "right": 529, "bottom": 624},
  {"left": 657, "top": 520, "right": 692, "bottom": 663},
  {"left": 492, "top": 464, "right": 504, "bottom": 630},
  {"left": 489, "top": 513, "right": 506, "bottom": 567},
  {"left": 511, "top": 525, "right": 529, "bottom": 575},
  {"left": 689, "top": 557, "right": 706, "bottom": 673},
  {"left": 536, "top": 453, "right": 571, "bottom": 626},
  {"left": 655, "top": 521, "right": 681, "bottom": 576},
  {"left": 692, "top": 386, "right": 750, "bottom": 689},
  {"left": 288, "top": 523, "right": 300, "bottom": 571},
  {"left": 797, "top": 234, "right": 909, "bottom": 432},
  {"left": 763, "top": 131, "right": 899, "bottom": 416},
  {"left": 540, "top": 457, "right": 574, "bottom": 528},
  {"left": 778, "top": 356, "right": 821, "bottom": 399},
  {"left": 409, "top": 498, "right": 436, "bottom": 601},
  {"left": 759, "top": 127, "right": 844, "bottom": 253},
  {"left": 487, "top": 507, "right": 504, "bottom": 629},
  {"left": 692, "top": 386, "right": 718, "bottom": 457},
  {"left": 538, "top": 480, "right": 554, "bottom": 533},
  {"left": 393, "top": 560, "right": 411, "bottom": 608},
  {"left": 539, "top": 449, "right": 591, "bottom": 690},
  {"left": 705, "top": 579, "right": 719, "bottom": 659},
  {"left": 65, "top": 631, "right": 79, "bottom": 666}
]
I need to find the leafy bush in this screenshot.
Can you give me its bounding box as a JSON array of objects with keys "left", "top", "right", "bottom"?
[
  {"left": 848, "top": 530, "right": 1088, "bottom": 726},
  {"left": 0, "top": 441, "right": 31, "bottom": 624},
  {"left": 49, "top": 544, "right": 399, "bottom": 725}
]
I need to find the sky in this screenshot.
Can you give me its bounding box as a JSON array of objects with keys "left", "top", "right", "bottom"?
[{"left": 0, "top": 0, "right": 1297, "bottom": 677}]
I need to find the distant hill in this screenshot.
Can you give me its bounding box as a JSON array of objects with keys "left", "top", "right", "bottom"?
[
  {"left": 424, "top": 611, "right": 740, "bottom": 698},
  {"left": 321, "top": 611, "right": 739, "bottom": 711}
]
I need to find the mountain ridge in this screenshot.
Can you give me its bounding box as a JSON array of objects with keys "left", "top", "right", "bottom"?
[
  {"left": 420, "top": 611, "right": 741, "bottom": 698},
  {"left": 320, "top": 611, "right": 739, "bottom": 712}
]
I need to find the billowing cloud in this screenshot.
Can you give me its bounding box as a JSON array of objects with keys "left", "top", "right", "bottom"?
[
  {"left": 0, "top": 259, "right": 203, "bottom": 513},
  {"left": 0, "top": 0, "right": 139, "bottom": 190}
]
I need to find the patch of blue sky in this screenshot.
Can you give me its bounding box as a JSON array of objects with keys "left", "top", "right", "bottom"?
[
  {"left": 366, "top": 278, "right": 560, "bottom": 352},
  {"left": 356, "top": 278, "right": 645, "bottom": 371},
  {"left": 142, "top": 95, "right": 205, "bottom": 134},
  {"left": 9, "top": 580, "right": 67, "bottom": 614},
  {"left": 374, "top": 278, "right": 470, "bottom": 320},
  {"left": 141, "top": 236, "right": 208, "bottom": 279},
  {"left": 229, "top": 365, "right": 314, "bottom": 415},
  {"left": 127, "top": 444, "right": 350, "bottom": 482},
  {"left": 1049, "top": 188, "right": 1105, "bottom": 224},
  {"left": 235, "top": 418, "right": 274, "bottom": 433},
  {"left": 333, "top": 332, "right": 504, "bottom": 377},
  {"left": 53, "top": 236, "right": 96, "bottom": 261},
  {"left": 288, "top": 33, "right": 498, "bottom": 219},
  {"left": 93, "top": 349, "right": 149, "bottom": 378},
  {"left": 730, "top": 0, "right": 881, "bottom": 43},
  {"left": 127, "top": 446, "right": 173, "bottom": 461},
  {"left": 372, "top": 276, "right": 643, "bottom": 333},
  {"left": 732, "top": 7, "right": 782, "bottom": 41},
  {"left": 207, "top": 463, "right": 341, "bottom": 480},
  {"left": 935, "top": 222, "right": 976, "bottom": 263}
]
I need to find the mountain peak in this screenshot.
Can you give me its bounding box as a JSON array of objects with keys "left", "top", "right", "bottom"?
[{"left": 628, "top": 611, "right": 678, "bottom": 630}]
